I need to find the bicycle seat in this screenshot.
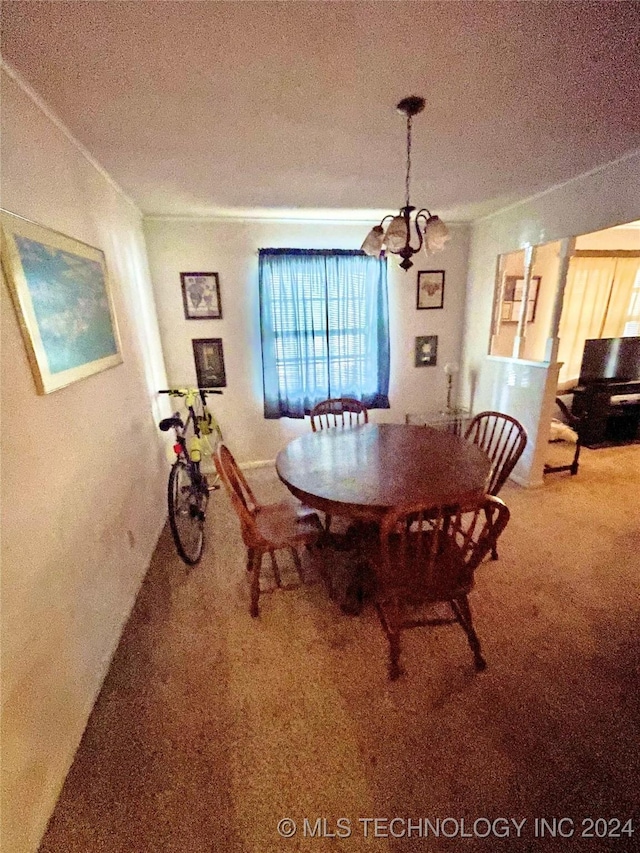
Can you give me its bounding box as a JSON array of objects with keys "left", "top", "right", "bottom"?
[{"left": 159, "top": 416, "right": 184, "bottom": 432}]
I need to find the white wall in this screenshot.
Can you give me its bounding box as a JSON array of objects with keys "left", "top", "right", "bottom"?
[
  {"left": 526, "top": 242, "right": 563, "bottom": 362},
  {"left": 0, "top": 68, "right": 168, "bottom": 853},
  {"left": 461, "top": 151, "right": 640, "bottom": 486},
  {"left": 143, "top": 218, "right": 470, "bottom": 464},
  {"left": 492, "top": 244, "right": 561, "bottom": 361}
]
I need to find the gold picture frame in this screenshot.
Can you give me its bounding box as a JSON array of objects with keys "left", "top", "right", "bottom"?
[
  {"left": 1, "top": 210, "right": 123, "bottom": 394},
  {"left": 501, "top": 275, "right": 541, "bottom": 323}
]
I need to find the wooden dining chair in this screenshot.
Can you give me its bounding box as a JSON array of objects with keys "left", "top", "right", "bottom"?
[
  {"left": 375, "top": 495, "right": 511, "bottom": 680},
  {"left": 310, "top": 397, "right": 369, "bottom": 432},
  {"left": 214, "top": 443, "right": 324, "bottom": 617},
  {"left": 310, "top": 397, "right": 368, "bottom": 532},
  {"left": 463, "top": 411, "right": 526, "bottom": 559}
]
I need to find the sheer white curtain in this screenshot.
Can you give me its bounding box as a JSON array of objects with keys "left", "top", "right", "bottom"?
[
  {"left": 558, "top": 256, "right": 640, "bottom": 383},
  {"left": 604, "top": 257, "right": 640, "bottom": 337}
]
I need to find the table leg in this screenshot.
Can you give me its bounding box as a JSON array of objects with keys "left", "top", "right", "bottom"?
[{"left": 338, "top": 521, "right": 379, "bottom": 616}]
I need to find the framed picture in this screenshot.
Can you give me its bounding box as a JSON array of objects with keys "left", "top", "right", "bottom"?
[
  {"left": 192, "top": 338, "right": 226, "bottom": 388},
  {"left": 501, "top": 275, "right": 541, "bottom": 324},
  {"left": 180, "top": 272, "right": 222, "bottom": 319},
  {"left": 417, "top": 270, "right": 445, "bottom": 310},
  {"left": 415, "top": 335, "right": 438, "bottom": 367},
  {"left": 0, "top": 210, "right": 122, "bottom": 394}
]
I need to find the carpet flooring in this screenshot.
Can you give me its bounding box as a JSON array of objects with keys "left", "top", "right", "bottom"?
[{"left": 39, "top": 444, "right": 640, "bottom": 852}]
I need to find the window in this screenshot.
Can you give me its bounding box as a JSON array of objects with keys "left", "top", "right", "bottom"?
[
  {"left": 622, "top": 264, "right": 640, "bottom": 336},
  {"left": 259, "top": 249, "right": 390, "bottom": 419}
]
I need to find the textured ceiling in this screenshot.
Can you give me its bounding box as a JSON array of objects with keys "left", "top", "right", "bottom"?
[{"left": 2, "top": 0, "right": 640, "bottom": 221}]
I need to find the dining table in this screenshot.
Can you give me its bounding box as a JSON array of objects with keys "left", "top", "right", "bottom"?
[
  {"left": 275, "top": 422, "right": 492, "bottom": 524},
  {"left": 276, "top": 422, "right": 493, "bottom": 614}
]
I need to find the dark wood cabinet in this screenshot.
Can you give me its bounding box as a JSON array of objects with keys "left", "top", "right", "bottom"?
[{"left": 572, "top": 380, "right": 640, "bottom": 447}]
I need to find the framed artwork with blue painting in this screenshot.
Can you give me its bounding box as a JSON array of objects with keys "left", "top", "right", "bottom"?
[{"left": 1, "top": 211, "right": 122, "bottom": 394}]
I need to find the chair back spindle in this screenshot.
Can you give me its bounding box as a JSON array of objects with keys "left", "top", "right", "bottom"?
[
  {"left": 376, "top": 495, "right": 510, "bottom": 679},
  {"left": 310, "top": 397, "right": 368, "bottom": 432},
  {"left": 464, "top": 411, "right": 527, "bottom": 495},
  {"left": 214, "top": 443, "right": 261, "bottom": 541}
]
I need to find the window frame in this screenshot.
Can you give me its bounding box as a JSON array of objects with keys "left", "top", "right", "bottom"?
[{"left": 259, "top": 248, "right": 390, "bottom": 419}]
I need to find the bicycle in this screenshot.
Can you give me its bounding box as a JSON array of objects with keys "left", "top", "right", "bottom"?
[{"left": 158, "top": 387, "right": 223, "bottom": 565}]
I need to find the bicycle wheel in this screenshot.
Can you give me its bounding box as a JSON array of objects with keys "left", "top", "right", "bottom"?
[{"left": 168, "top": 460, "right": 207, "bottom": 565}]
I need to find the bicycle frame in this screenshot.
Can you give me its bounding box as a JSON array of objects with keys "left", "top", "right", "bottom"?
[
  {"left": 159, "top": 387, "right": 222, "bottom": 472},
  {"left": 158, "top": 387, "right": 223, "bottom": 565}
]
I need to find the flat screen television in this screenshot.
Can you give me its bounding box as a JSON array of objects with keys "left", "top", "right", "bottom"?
[{"left": 579, "top": 336, "right": 640, "bottom": 384}]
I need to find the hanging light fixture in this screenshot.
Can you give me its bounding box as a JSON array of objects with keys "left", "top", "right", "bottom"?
[{"left": 361, "top": 96, "right": 450, "bottom": 270}]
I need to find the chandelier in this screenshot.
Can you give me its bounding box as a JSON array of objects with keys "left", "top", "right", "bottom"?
[{"left": 361, "top": 96, "right": 450, "bottom": 270}]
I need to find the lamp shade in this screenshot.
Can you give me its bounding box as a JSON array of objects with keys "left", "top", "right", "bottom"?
[
  {"left": 360, "top": 225, "right": 385, "bottom": 257},
  {"left": 423, "top": 215, "right": 450, "bottom": 255},
  {"left": 384, "top": 215, "right": 409, "bottom": 252}
]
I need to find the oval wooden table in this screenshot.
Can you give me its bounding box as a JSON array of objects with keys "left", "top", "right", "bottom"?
[{"left": 276, "top": 423, "right": 492, "bottom": 522}]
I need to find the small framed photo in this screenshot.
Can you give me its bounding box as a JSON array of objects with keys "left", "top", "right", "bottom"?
[
  {"left": 192, "top": 338, "right": 226, "bottom": 387},
  {"left": 417, "top": 270, "right": 445, "bottom": 310},
  {"left": 501, "top": 275, "right": 540, "bottom": 324},
  {"left": 180, "top": 272, "right": 222, "bottom": 319},
  {"left": 415, "top": 335, "right": 438, "bottom": 367}
]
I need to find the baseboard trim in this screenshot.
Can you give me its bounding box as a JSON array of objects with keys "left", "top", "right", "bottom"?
[
  {"left": 240, "top": 459, "right": 275, "bottom": 470},
  {"left": 510, "top": 472, "right": 544, "bottom": 488}
]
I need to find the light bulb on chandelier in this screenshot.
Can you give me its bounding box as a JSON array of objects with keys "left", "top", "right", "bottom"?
[{"left": 361, "top": 96, "right": 450, "bottom": 270}]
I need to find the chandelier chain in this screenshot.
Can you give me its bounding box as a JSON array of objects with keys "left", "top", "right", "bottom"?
[{"left": 405, "top": 114, "right": 412, "bottom": 209}]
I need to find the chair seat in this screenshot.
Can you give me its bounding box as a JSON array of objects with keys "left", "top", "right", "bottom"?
[
  {"left": 283, "top": 498, "right": 319, "bottom": 520},
  {"left": 254, "top": 497, "right": 319, "bottom": 527},
  {"left": 254, "top": 503, "right": 322, "bottom": 549},
  {"left": 214, "top": 442, "right": 328, "bottom": 616}
]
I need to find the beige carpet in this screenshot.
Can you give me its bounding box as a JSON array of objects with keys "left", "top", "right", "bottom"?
[{"left": 39, "top": 444, "right": 640, "bottom": 852}]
